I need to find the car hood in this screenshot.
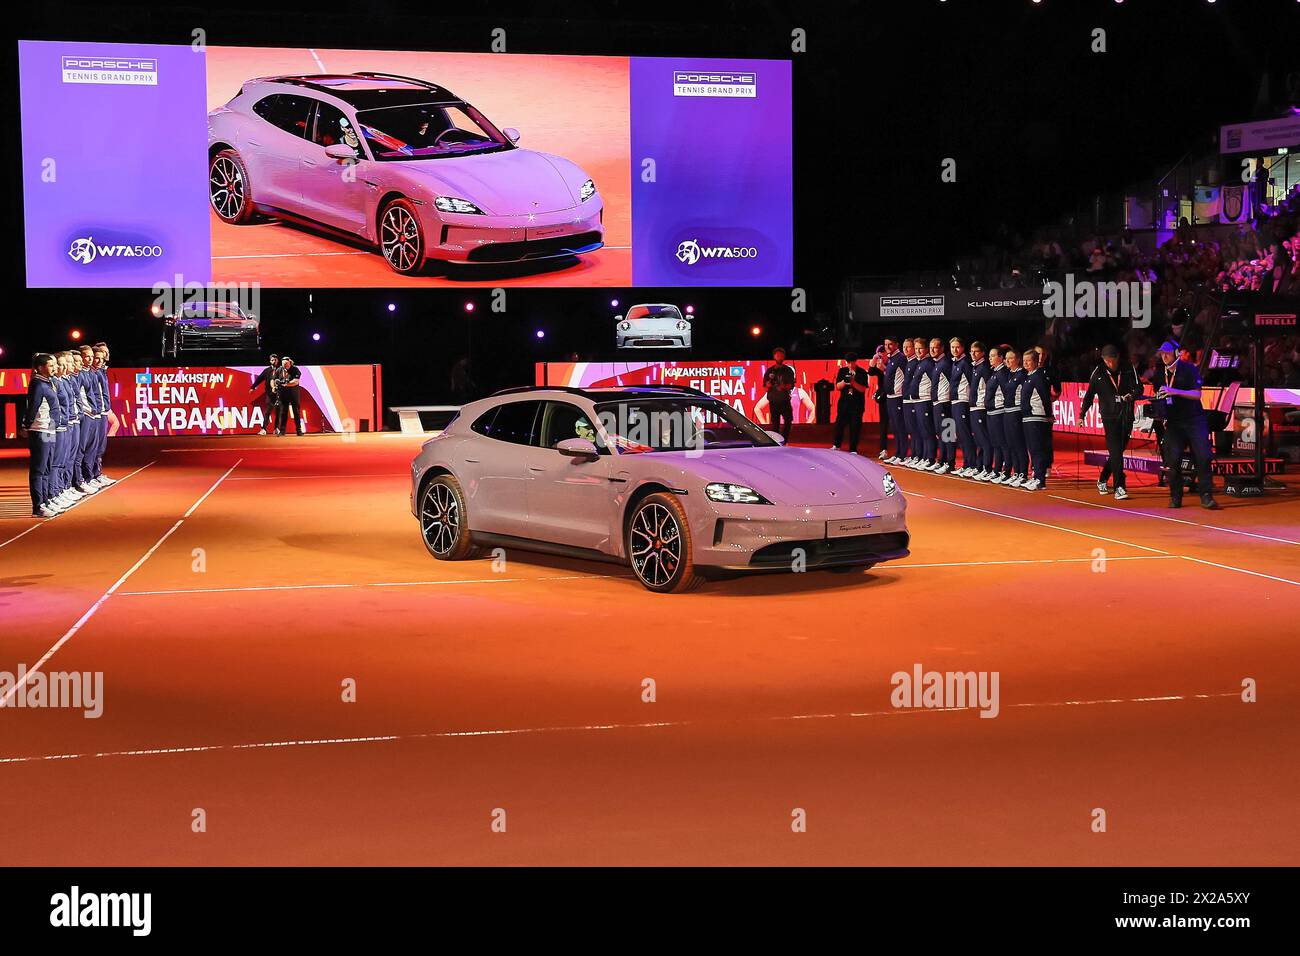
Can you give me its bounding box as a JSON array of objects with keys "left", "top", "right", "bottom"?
[
  {"left": 649, "top": 446, "right": 888, "bottom": 507},
  {"left": 625, "top": 317, "right": 687, "bottom": 331},
  {"left": 394, "top": 148, "right": 583, "bottom": 216}
]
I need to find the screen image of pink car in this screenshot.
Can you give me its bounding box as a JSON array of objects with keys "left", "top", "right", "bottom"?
[{"left": 207, "top": 72, "right": 605, "bottom": 275}]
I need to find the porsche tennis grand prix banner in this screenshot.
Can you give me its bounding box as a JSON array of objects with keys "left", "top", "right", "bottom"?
[{"left": 1, "top": 365, "right": 381, "bottom": 438}]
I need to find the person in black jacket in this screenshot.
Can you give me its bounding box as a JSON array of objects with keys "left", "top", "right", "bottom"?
[
  {"left": 1079, "top": 345, "right": 1143, "bottom": 501},
  {"left": 249, "top": 354, "right": 281, "bottom": 436},
  {"left": 831, "top": 352, "right": 870, "bottom": 453}
]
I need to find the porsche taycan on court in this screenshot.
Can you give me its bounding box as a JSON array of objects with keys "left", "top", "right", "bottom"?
[
  {"left": 207, "top": 72, "right": 605, "bottom": 274},
  {"left": 161, "top": 300, "right": 260, "bottom": 357},
  {"left": 410, "top": 386, "right": 909, "bottom": 592}
]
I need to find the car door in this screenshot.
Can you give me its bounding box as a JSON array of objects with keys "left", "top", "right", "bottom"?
[
  {"left": 523, "top": 401, "right": 617, "bottom": 551},
  {"left": 246, "top": 94, "right": 314, "bottom": 214},
  {"left": 299, "top": 101, "right": 370, "bottom": 234},
  {"left": 464, "top": 400, "right": 540, "bottom": 537}
]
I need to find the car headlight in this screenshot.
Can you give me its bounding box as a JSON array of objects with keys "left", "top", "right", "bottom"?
[
  {"left": 705, "top": 482, "right": 771, "bottom": 504},
  {"left": 434, "top": 196, "right": 484, "bottom": 215},
  {"left": 676, "top": 320, "right": 689, "bottom": 330},
  {"left": 882, "top": 472, "right": 897, "bottom": 497},
  {"left": 579, "top": 179, "right": 596, "bottom": 202},
  {"left": 618, "top": 321, "right": 631, "bottom": 331}
]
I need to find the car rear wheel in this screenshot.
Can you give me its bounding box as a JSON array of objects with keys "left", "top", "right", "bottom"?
[
  {"left": 626, "top": 493, "right": 702, "bottom": 593},
  {"left": 420, "top": 475, "right": 476, "bottom": 560},
  {"left": 379, "top": 198, "right": 425, "bottom": 275},
  {"left": 210, "top": 149, "right": 255, "bottom": 224}
]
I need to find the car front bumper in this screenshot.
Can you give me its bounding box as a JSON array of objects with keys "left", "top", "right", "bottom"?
[
  {"left": 422, "top": 198, "right": 605, "bottom": 264},
  {"left": 690, "top": 495, "right": 910, "bottom": 570}
]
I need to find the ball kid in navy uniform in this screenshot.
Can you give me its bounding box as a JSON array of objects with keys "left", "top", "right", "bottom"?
[
  {"left": 1156, "top": 339, "right": 1218, "bottom": 509},
  {"left": 1079, "top": 344, "right": 1142, "bottom": 501},
  {"left": 908, "top": 336, "right": 936, "bottom": 469},
  {"left": 22, "top": 354, "right": 60, "bottom": 517},
  {"left": 76, "top": 344, "right": 102, "bottom": 491},
  {"left": 1020, "top": 349, "right": 1054, "bottom": 491},
  {"left": 831, "top": 352, "right": 870, "bottom": 454},
  {"left": 968, "top": 341, "right": 993, "bottom": 479},
  {"left": 984, "top": 345, "right": 1010, "bottom": 482},
  {"left": 947, "top": 337, "right": 976, "bottom": 476},
  {"left": 928, "top": 337, "right": 954, "bottom": 473},
  {"left": 997, "top": 347, "right": 1028, "bottom": 486},
  {"left": 50, "top": 353, "right": 72, "bottom": 507},
  {"left": 877, "top": 337, "right": 904, "bottom": 461},
  {"left": 91, "top": 343, "right": 114, "bottom": 486},
  {"left": 894, "top": 337, "right": 918, "bottom": 464}
]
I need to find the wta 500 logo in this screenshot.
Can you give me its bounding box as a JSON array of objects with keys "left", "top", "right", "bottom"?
[
  {"left": 68, "top": 236, "right": 164, "bottom": 265},
  {"left": 675, "top": 238, "right": 759, "bottom": 265}
]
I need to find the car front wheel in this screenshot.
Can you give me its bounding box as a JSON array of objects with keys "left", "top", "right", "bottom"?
[
  {"left": 379, "top": 198, "right": 425, "bottom": 275},
  {"left": 626, "top": 493, "right": 702, "bottom": 593},
  {"left": 419, "top": 474, "right": 476, "bottom": 560}
]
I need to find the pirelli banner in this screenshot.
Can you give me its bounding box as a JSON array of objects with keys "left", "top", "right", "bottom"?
[
  {"left": 2, "top": 364, "right": 383, "bottom": 438},
  {"left": 851, "top": 289, "right": 1046, "bottom": 324}
]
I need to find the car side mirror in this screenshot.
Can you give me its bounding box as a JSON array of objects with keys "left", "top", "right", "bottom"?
[
  {"left": 556, "top": 437, "right": 599, "bottom": 460},
  {"left": 764, "top": 430, "right": 786, "bottom": 445},
  {"left": 324, "top": 143, "right": 359, "bottom": 162},
  {"left": 503, "top": 127, "right": 520, "bottom": 144}
]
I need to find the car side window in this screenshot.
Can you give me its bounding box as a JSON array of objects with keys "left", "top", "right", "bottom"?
[
  {"left": 312, "top": 102, "right": 361, "bottom": 150},
  {"left": 540, "top": 402, "right": 605, "bottom": 452},
  {"left": 476, "top": 401, "right": 539, "bottom": 445},
  {"left": 253, "top": 95, "right": 313, "bottom": 138}
]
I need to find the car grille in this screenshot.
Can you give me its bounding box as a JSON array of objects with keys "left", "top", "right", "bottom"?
[
  {"left": 749, "top": 531, "right": 910, "bottom": 569},
  {"left": 467, "top": 231, "right": 603, "bottom": 263}
]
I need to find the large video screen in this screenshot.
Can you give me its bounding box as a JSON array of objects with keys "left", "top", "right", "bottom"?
[{"left": 19, "top": 41, "right": 792, "bottom": 289}]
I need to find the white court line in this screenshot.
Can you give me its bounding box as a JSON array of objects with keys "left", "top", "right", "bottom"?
[
  {"left": 0, "top": 460, "right": 156, "bottom": 550},
  {"left": 118, "top": 573, "right": 618, "bottom": 597},
  {"left": 113, "top": 558, "right": 1181, "bottom": 598},
  {"left": 227, "top": 474, "right": 399, "bottom": 481},
  {"left": 1049, "top": 493, "right": 1300, "bottom": 547},
  {"left": 0, "top": 691, "right": 1240, "bottom": 766},
  {"left": 308, "top": 48, "right": 327, "bottom": 71},
  {"left": 909, "top": 492, "right": 1169, "bottom": 555},
  {"left": 0, "top": 460, "right": 241, "bottom": 708},
  {"left": 1179, "top": 555, "right": 1300, "bottom": 588}
]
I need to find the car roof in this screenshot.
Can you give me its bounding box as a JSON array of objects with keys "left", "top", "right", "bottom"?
[
  {"left": 491, "top": 385, "right": 709, "bottom": 403},
  {"left": 254, "top": 73, "right": 458, "bottom": 109}
]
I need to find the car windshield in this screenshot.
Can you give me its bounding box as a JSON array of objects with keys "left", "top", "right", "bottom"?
[
  {"left": 355, "top": 102, "right": 510, "bottom": 160},
  {"left": 593, "top": 397, "right": 777, "bottom": 454},
  {"left": 626, "top": 305, "right": 684, "bottom": 322}
]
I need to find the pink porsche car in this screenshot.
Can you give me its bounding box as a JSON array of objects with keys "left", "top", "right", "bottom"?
[
  {"left": 410, "top": 386, "right": 910, "bottom": 592},
  {"left": 207, "top": 72, "right": 605, "bottom": 274}
]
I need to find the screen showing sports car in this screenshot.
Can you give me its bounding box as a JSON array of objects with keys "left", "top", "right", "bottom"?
[{"left": 19, "top": 42, "right": 792, "bottom": 288}]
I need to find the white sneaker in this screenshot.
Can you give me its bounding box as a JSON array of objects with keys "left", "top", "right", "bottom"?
[
  {"left": 98, "top": 475, "right": 115, "bottom": 487},
  {"left": 258, "top": 428, "right": 267, "bottom": 436},
  {"left": 78, "top": 482, "right": 98, "bottom": 495},
  {"left": 991, "top": 474, "right": 1005, "bottom": 484},
  {"left": 878, "top": 450, "right": 889, "bottom": 460},
  {"left": 39, "top": 504, "right": 61, "bottom": 518},
  {"left": 902, "top": 457, "right": 915, "bottom": 467},
  {"left": 1114, "top": 487, "right": 1129, "bottom": 501},
  {"left": 1023, "top": 478, "right": 1042, "bottom": 491},
  {"left": 935, "top": 463, "right": 949, "bottom": 475},
  {"left": 829, "top": 445, "right": 838, "bottom": 450},
  {"left": 1097, "top": 481, "right": 1109, "bottom": 495},
  {"left": 886, "top": 456, "right": 901, "bottom": 465},
  {"left": 1009, "top": 475, "right": 1024, "bottom": 488}
]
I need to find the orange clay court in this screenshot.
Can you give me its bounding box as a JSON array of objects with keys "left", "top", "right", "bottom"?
[
  {"left": 1, "top": 433, "right": 1298, "bottom": 866},
  {"left": 206, "top": 47, "right": 632, "bottom": 288}
]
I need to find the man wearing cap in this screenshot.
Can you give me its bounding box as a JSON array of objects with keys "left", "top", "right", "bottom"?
[
  {"left": 276, "top": 355, "right": 304, "bottom": 436},
  {"left": 1156, "top": 340, "right": 1217, "bottom": 509},
  {"left": 763, "top": 347, "right": 796, "bottom": 442},
  {"left": 250, "top": 353, "right": 281, "bottom": 436},
  {"left": 1080, "top": 345, "right": 1142, "bottom": 501}
]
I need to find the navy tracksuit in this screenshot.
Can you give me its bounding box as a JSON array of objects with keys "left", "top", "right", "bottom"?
[
  {"left": 24, "top": 375, "right": 58, "bottom": 513},
  {"left": 948, "top": 355, "right": 975, "bottom": 471},
  {"left": 900, "top": 356, "right": 921, "bottom": 459},
  {"left": 986, "top": 362, "right": 1009, "bottom": 475},
  {"left": 969, "top": 358, "right": 993, "bottom": 473},
  {"left": 910, "top": 354, "right": 936, "bottom": 463},
  {"left": 884, "top": 350, "right": 909, "bottom": 459},
  {"left": 1001, "top": 367, "right": 1028, "bottom": 479},
  {"left": 1021, "top": 367, "right": 1054, "bottom": 483},
  {"left": 929, "top": 354, "right": 954, "bottom": 467}
]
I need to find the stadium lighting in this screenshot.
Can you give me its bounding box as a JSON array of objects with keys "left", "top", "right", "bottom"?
[
  {"left": 150, "top": 302, "right": 164, "bottom": 317},
  {"left": 685, "top": 305, "right": 695, "bottom": 314},
  {"left": 387, "top": 303, "right": 397, "bottom": 312},
  {"left": 750, "top": 325, "right": 762, "bottom": 337},
  {"left": 610, "top": 298, "right": 620, "bottom": 308},
  {"left": 536, "top": 329, "right": 545, "bottom": 339},
  {"left": 464, "top": 302, "right": 475, "bottom": 313},
  {"left": 312, "top": 332, "right": 322, "bottom": 342},
  {"left": 70, "top": 329, "right": 83, "bottom": 341}
]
